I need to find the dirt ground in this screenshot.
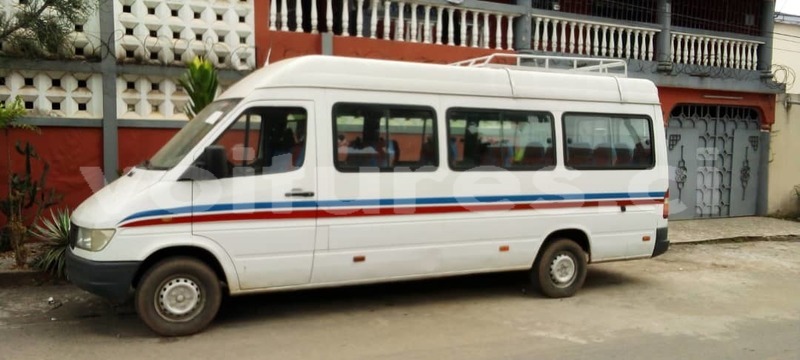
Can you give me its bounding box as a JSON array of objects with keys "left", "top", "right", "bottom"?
[
  {"left": 0, "top": 239, "right": 799, "bottom": 359},
  {"left": 0, "top": 241, "right": 47, "bottom": 272}
]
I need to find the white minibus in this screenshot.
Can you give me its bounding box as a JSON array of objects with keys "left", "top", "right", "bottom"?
[{"left": 67, "top": 54, "right": 669, "bottom": 336}]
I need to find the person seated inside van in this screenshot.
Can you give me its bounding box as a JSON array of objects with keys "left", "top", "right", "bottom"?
[
  {"left": 262, "top": 119, "right": 296, "bottom": 173},
  {"left": 293, "top": 120, "right": 307, "bottom": 167},
  {"left": 345, "top": 136, "right": 381, "bottom": 168},
  {"left": 419, "top": 136, "right": 437, "bottom": 166},
  {"left": 337, "top": 134, "right": 349, "bottom": 162}
]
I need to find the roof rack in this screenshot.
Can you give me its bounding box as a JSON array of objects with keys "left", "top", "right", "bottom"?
[{"left": 450, "top": 53, "right": 627, "bottom": 77}]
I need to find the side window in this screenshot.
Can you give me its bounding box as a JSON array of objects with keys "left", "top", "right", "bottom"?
[
  {"left": 333, "top": 103, "right": 437, "bottom": 172},
  {"left": 213, "top": 107, "right": 307, "bottom": 178},
  {"left": 447, "top": 108, "right": 554, "bottom": 171},
  {"left": 563, "top": 113, "right": 653, "bottom": 170}
]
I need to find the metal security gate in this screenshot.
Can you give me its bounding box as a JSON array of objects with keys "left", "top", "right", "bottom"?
[{"left": 667, "top": 105, "right": 762, "bottom": 219}]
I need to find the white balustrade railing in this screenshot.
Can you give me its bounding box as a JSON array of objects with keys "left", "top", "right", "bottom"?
[
  {"left": 269, "top": 0, "right": 519, "bottom": 50},
  {"left": 531, "top": 14, "right": 659, "bottom": 61},
  {"left": 671, "top": 31, "right": 762, "bottom": 70}
]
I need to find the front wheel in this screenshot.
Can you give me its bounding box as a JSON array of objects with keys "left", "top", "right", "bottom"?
[
  {"left": 532, "top": 239, "right": 588, "bottom": 298},
  {"left": 135, "top": 257, "right": 222, "bottom": 336}
]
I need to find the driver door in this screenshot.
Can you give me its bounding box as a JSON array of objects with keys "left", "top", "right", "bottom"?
[{"left": 191, "top": 101, "right": 317, "bottom": 290}]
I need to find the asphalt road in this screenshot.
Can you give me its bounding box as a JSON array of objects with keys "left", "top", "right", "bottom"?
[{"left": 1, "top": 239, "right": 799, "bottom": 360}]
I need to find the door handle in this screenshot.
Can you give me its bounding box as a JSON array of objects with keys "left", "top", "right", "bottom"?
[{"left": 285, "top": 191, "right": 315, "bottom": 197}]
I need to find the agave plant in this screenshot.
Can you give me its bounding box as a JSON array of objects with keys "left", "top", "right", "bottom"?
[
  {"left": 32, "top": 208, "right": 71, "bottom": 278},
  {"left": 177, "top": 57, "right": 219, "bottom": 119}
]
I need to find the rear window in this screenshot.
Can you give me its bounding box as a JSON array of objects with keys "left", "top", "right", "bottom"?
[{"left": 563, "top": 113, "right": 654, "bottom": 170}]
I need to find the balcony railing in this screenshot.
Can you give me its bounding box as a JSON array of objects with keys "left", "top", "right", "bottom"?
[
  {"left": 266, "top": 0, "right": 767, "bottom": 72},
  {"left": 269, "top": 0, "right": 522, "bottom": 50},
  {"left": 671, "top": 31, "right": 762, "bottom": 71},
  {"left": 531, "top": 13, "right": 659, "bottom": 61}
]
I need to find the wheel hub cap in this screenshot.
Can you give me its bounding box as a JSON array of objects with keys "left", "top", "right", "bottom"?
[
  {"left": 550, "top": 254, "right": 577, "bottom": 286},
  {"left": 158, "top": 277, "right": 201, "bottom": 319}
]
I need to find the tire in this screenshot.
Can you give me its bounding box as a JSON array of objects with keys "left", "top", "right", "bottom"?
[
  {"left": 135, "top": 257, "right": 222, "bottom": 336},
  {"left": 532, "top": 238, "right": 588, "bottom": 298}
]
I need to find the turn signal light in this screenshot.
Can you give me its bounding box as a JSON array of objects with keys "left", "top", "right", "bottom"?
[{"left": 663, "top": 190, "right": 670, "bottom": 219}]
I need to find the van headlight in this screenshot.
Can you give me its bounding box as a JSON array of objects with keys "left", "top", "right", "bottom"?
[{"left": 75, "top": 228, "right": 116, "bottom": 251}]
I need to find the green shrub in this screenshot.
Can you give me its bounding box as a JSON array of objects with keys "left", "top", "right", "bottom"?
[{"left": 32, "top": 208, "right": 71, "bottom": 278}]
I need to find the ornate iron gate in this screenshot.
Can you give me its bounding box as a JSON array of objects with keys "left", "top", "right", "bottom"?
[{"left": 667, "top": 105, "right": 761, "bottom": 219}]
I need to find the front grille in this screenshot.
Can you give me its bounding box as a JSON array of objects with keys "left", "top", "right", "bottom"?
[{"left": 68, "top": 223, "right": 78, "bottom": 249}]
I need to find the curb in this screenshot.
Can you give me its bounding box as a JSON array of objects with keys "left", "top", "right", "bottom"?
[
  {"left": 0, "top": 270, "right": 53, "bottom": 288},
  {"left": 671, "top": 234, "right": 800, "bottom": 245}
]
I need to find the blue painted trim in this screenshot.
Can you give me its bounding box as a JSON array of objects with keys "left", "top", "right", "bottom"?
[{"left": 120, "top": 192, "right": 666, "bottom": 224}]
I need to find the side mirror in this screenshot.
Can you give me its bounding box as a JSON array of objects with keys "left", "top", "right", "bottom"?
[{"left": 180, "top": 145, "right": 229, "bottom": 181}]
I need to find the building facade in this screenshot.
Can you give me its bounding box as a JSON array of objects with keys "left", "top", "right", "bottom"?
[
  {"left": 0, "top": 0, "right": 783, "bottom": 219},
  {"left": 769, "top": 12, "right": 800, "bottom": 217}
]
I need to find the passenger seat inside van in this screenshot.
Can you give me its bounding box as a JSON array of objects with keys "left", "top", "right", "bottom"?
[
  {"left": 519, "top": 142, "right": 546, "bottom": 167},
  {"left": 593, "top": 143, "right": 613, "bottom": 167},
  {"left": 614, "top": 143, "right": 633, "bottom": 166},
  {"left": 568, "top": 142, "right": 593, "bottom": 167}
]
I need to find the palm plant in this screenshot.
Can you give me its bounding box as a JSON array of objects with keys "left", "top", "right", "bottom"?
[
  {"left": 177, "top": 57, "right": 219, "bottom": 119},
  {"left": 32, "top": 208, "right": 71, "bottom": 278}
]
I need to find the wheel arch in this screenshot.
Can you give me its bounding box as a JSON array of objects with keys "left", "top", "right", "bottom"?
[
  {"left": 132, "top": 242, "right": 238, "bottom": 294},
  {"left": 537, "top": 228, "right": 591, "bottom": 264}
]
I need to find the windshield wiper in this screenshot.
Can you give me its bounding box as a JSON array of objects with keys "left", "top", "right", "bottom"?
[{"left": 138, "top": 159, "right": 170, "bottom": 171}]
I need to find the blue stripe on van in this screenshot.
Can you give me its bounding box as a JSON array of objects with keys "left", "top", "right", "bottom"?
[{"left": 119, "top": 191, "right": 666, "bottom": 225}]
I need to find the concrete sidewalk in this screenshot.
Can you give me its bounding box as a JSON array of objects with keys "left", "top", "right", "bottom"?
[{"left": 669, "top": 216, "right": 800, "bottom": 243}]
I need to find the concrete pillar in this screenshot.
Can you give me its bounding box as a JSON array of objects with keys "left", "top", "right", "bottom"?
[
  {"left": 656, "top": 0, "right": 672, "bottom": 71},
  {"left": 99, "top": 0, "right": 118, "bottom": 183},
  {"left": 758, "top": 0, "right": 775, "bottom": 76},
  {"left": 514, "top": 0, "right": 532, "bottom": 51},
  {"left": 322, "top": 32, "right": 334, "bottom": 55}
]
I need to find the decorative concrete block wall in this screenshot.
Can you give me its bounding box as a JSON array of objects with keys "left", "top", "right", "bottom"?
[
  {"left": 117, "top": 75, "right": 189, "bottom": 120},
  {"left": 0, "top": 0, "right": 253, "bottom": 121},
  {"left": 0, "top": 71, "right": 104, "bottom": 118},
  {"left": 116, "top": 75, "right": 236, "bottom": 120},
  {"left": 115, "top": 0, "right": 256, "bottom": 70}
]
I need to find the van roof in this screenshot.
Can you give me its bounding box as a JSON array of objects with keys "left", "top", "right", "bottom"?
[{"left": 220, "top": 55, "right": 660, "bottom": 105}]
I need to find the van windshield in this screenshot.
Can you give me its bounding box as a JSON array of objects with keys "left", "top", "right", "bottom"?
[{"left": 144, "top": 99, "right": 241, "bottom": 170}]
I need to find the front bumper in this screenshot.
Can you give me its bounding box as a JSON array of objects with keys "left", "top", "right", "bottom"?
[
  {"left": 66, "top": 248, "right": 140, "bottom": 303},
  {"left": 652, "top": 227, "right": 669, "bottom": 258}
]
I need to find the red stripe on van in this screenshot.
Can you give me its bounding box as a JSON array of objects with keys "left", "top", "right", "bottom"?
[{"left": 121, "top": 198, "right": 663, "bottom": 228}]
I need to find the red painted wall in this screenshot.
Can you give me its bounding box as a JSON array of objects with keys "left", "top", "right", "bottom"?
[
  {"left": 0, "top": 126, "right": 184, "bottom": 225},
  {"left": 258, "top": 31, "right": 512, "bottom": 66},
  {"left": 117, "top": 127, "right": 179, "bottom": 172},
  {"left": 0, "top": 127, "right": 102, "bottom": 222},
  {"left": 657, "top": 87, "right": 776, "bottom": 129}
]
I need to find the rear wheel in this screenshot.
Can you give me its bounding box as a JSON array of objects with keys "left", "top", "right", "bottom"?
[
  {"left": 532, "top": 238, "right": 587, "bottom": 298},
  {"left": 135, "top": 257, "right": 222, "bottom": 336}
]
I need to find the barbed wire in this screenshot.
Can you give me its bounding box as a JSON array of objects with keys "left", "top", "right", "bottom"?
[{"left": 771, "top": 63, "right": 796, "bottom": 89}]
